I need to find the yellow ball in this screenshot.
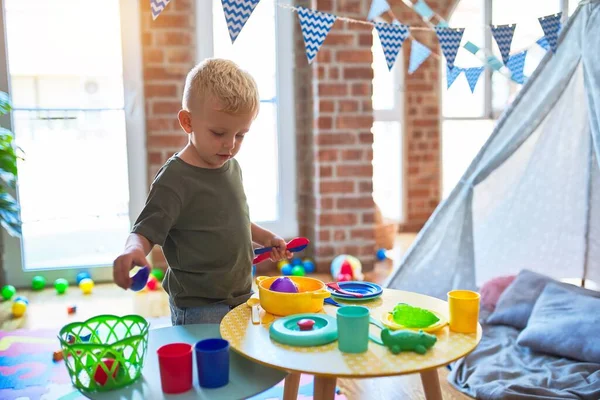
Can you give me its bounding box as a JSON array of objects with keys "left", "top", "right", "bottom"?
[
  {"left": 12, "top": 300, "right": 27, "bottom": 317},
  {"left": 79, "top": 278, "right": 94, "bottom": 294},
  {"left": 277, "top": 259, "right": 290, "bottom": 270}
]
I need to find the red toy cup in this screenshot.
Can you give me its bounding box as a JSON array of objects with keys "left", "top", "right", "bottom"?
[{"left": 157, "top": 343, "right": 193, "bottom": 394}]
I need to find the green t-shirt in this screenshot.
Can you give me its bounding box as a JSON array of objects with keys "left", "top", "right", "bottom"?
[{"left": 132, "top": 156, "right": 253, "bottom": 308}]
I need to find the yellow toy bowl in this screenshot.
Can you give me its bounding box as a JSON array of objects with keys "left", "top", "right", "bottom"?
[
  {"left": 380, "top": 311, "right": 448, "bottom": 333},
  {"left": 255, "top": 276, "right": 330, "bottom": 316}
]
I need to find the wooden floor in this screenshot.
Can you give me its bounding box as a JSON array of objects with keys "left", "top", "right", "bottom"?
[{"left": 0, "top": 233, "right": 471, "bottom": 399}]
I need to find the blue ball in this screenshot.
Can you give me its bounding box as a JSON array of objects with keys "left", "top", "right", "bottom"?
[
  {"left": 303, "top": 260, "right": 315, "bottom": 273},
  {"left": 281, "top": 264, "right": 294, "bottom": 276},
  {"left": 291, "top": 258, "right": 303, "bottom": 266},
  {"left": 376, "top": 248, "right": 387, "bottom": 261},
  {"left": 76, "top": 271, "right": 91, "bottom": 285},
  {"left": 14, "top": 296, "right": 28, "bottom": 305}
]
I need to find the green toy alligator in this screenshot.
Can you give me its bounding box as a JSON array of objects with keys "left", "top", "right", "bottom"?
[{"left": 380, "top": 328, "right": 437, "bottom": 355}]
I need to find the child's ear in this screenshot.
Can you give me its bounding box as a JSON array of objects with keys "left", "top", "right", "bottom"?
[{"left": 178, "top": 110, "right": 193, "bottom": 134}]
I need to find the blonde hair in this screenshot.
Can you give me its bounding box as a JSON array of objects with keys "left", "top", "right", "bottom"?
[{"left": 182, "top": 58, "right": 259, "bottom": 115}]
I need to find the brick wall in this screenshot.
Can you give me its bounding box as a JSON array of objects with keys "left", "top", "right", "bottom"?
[
  {"left": 295, "top": 0, "right": 377, "bottom": 273},
  {"left": 140, "top": 0, "right": 196, "bottom": 267}
]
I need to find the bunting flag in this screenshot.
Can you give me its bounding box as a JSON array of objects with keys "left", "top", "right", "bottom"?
[
  {"left": 491, "top": 24, "right": 515, "bottom": 65},
  {"left": 367, "top": 0, "right": 390, "bottom": 21},
  {"left": 150, "top": 0, "right": 172, "bottom": 20},
  {"left": 538, "top": 13, "right": 562, "bottom": 53},
  {"left": 221, "top": 0, "right": 261, "bottom": 43},
  {"left": 414, "top": 0, "right": 435, "bottom": 21},
  {"left": 447, "top": 66, "right": 463, "bottom": 89},
  {"left": 297, "top": 7, "right": 337, "bottom": 64},
  {"left": 507, "top": 50, "right": 527, "bottom": 84},
  {"left": 536, "top": 36, "right": 550, "bottom": 51},
  {"left": 435, "top": 27, "right": 464, "bottom": 70},
  {"left": 408, "top": 40, "right": 431, "bottom": 74},
  {"left": 464, "top": 67, "right": 484, "bottom": 93},
  {"left": 375, "top": 22, "right": 409, "bottom": 71}
]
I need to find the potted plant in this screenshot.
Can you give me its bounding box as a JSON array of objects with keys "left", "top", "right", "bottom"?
[{"left": 0, "top": 91, "right": 22, "bottom": 286}]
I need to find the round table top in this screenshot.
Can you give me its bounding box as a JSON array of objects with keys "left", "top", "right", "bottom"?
[
  {"left": 87, "top": 324, "right": 287, "bottom": 400},
  {"left": 220, "top": 288, "right": 482, "bottom": 378}
]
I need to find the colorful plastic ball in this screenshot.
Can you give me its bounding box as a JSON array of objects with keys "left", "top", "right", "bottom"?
[
  {"left": 94, "top": 358, "right": 120, "bottom": 386},
  {"left": 376, "top": 248, "right": 387, "bottom": 261},
  {"left": 337, "top": 273, "right": 353, "bottom": 282},
  {"left": 302, "top": 260, "right": 316, "bottom": 273},
  {"left": 277, "top": 259, "right": 290, "bottom": 270},
  {"left": 146, "top": 275, "right": 159, "bottom": 291},
  {"left": 291, "top": 257, "right": 303, "bottom": 266},
  {"left": 14, "top": 296, "right": 28, "bottom": 305},
  {"left": 32, "top": 275, "right": 46, "bottom": 290},
  {"left": 330, "top": 255, "right": 363, "bottom": 281},
  {"left": 291, "top": 265, "right": 306, "bottom": 276},
  {"left": 54, "top": 278, "right": 69, "bottom": 294},
  {"left": 269, "top": 277, "right": 299, "bottom": 293},
  {"left": 79, "top": 278, "right": 94, "bottom": 295},
  {"left": 150, "top": 268, "right": 164, "bottom": 282},
  {"left": 12, "top": 300, "right": 27, "bottom": 317},
  {"left": 1, "top": 285, "right": 16, "bottom": 300},
  {"left": 281, "top": 264, "right": 293, "bottom": 276},
  {"left": 76, "top": 271, "right": 91, "bottom": 285}
]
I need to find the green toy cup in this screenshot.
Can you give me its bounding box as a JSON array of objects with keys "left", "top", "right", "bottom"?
[
  {"left": 336, "top": 306, "right": 382, "bottom": 353},
  {"left": 58, "top": 314, "right": 149, "bottom": 392}
]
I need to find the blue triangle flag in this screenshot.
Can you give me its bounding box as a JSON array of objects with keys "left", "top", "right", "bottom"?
[
  {"left": 150, "top": 0, "right": 172, "bottom": 20},
  {"left": 538, "top": 13, "right": 562, "bottom": 53},
  {"left": 414, "top": 0, "right": 435, "bottom": 20},
  {"left": 435, "top": 27, "right": 464, "bottom": 70},
  {"left": 464, "top": 67, "right": 484, "bottom": 93},
  {"left": 536, "top": 36, "right": 550, "bottom": 51},
  {"left": 221, "top": 0, "right": 261, "bottom": 43},
  {"left": 408, "top": 40, "right": 431, "bottom": 74},
  {"left": 447, "top": 66, "right": 463, "bottom": 89},
  {"left": 297, "top": 7, "right": 337, "bottom": 64},
  {"left": 507, "top": 51, "right": 527, "bottom": 84},
  {"left": 491, "top": 24, "right": 515, "bottom": 65},
  {"left": 368, "top": 0, "right": 390, "bottom": 20},
  {"left": 375, "top": 22, "right": 409, "bottom": 71}
]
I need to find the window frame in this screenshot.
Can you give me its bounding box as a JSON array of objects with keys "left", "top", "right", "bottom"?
[
  {"left": 0, "top": 0, "right": 147, "bottom": 287},
  {"left": 196, "top": 0, "right": 298, "bottom": 239}
]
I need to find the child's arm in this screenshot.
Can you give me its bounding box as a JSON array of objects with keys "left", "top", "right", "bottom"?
[
  {"left": 113, "top": 233, "right": 153, "bottom": 289},
  {"left": 251, "top": 223, "right": 292, "bottom": 262}
]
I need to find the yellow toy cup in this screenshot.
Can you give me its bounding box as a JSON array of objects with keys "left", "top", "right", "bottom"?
[{"left": 447, "top": 290, "right": 480, "bottom": 333}]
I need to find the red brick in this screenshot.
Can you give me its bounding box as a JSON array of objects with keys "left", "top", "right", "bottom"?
[
  {"left": 319, "top": 213, "right": 358, "bottom": 226},
  {"left": 358, "top": 33, "right": 372, "bottom": 46},
  {"left": 315, "top": 49, "right": 332, "bottom": 63},
  {"left": 149, "top": 14, "right": 191, "bottom": 29},
  {"left": 335, "top": 116, "right": 372, "bottom": 129},
  {"left": 339, "top": 100, "right": 359, "bottom": 112},
  {"left": 143, "top": 49, "right": 164, "bottom": 63},
  {"left": 343, "top": 67, "right": 373, "bottom": 80},
  {"left": 329, "top": 67, "right": 339, "bottom": 80},
  {"left": 148, "top": 152, "right": 163, "bottom": 165},
  {"left": 153, "top": 101, "right": 181, "bottom": 115},
  {"left": 341, "top": 149, "right": 362, "bottom": 161},
  {"left": 146, "top": 117, "right": 172, "bottom": 133},
  {"left": 155, "top": 32, "right": 193, "bottom": 46},
  {"left": 334, "top": 230, "right": 346, "bottom": 241},
  {"left": 145, "top": 84, "right": 177, "bottom": 98},
  {"left": 144, "top": 66, "right": 187, "bottom": 81},
  {"left": 337, "top": 165, "right": 372, "bottom": 177},
  {"left": 320, "top": 198, "right": 334, "bottom": 209},
  {"left": 337, "top": 197, "right": 374, "bottom": 208},
  {"left": 147, "top": 135, "right": 187, "bottom": 148},
  {"left": 318, "top": 149, "right": 338, "bottom": 162},
  {"left": 315, "top": 246, "right": 336, "bottom": 257},
  {"left": 336, "top": 50, "right": 372, "bottom": 63},
  {"left": 325, "top": 33, "right": 354, "bottom": 46},
  {"left": 351, "top": 229, "right": 375, "bottom": 240},
  {"left": 320, "top": 165, "right": 333, "bottom": 177},
  {"left": 351, "top": 83, "right": 371, "bottom": 96},
  {"left": 316, "top": 133, "right": 356, "bottom": 146},
  {"left": 319, "top": 100, "right": 335, "bottom": 113},
  {"left": 318, "top": 83, "right": 347, "bottom": 96},
  {"left": 319, "top": 230, "right": 331, "bottom": 241},
  {"left": 359, "top": 181, "right": 373, "bottom": 192},
  {"left": 167, "top": 49, "right": 193, "bottom": 64},
  {"left": 317, "top": 117, "right": 333, "bottom": 130},
  {"left": 319, "top": 181, "right": 355, "bottom": 194},
  {"left": 359, "top": 132, "right": 374, "bottom": 144}
]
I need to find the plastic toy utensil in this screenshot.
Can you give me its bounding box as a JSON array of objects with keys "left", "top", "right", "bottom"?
[
  {"left": 269, "top": 277, "right": 299, "bottom": 293},
  {"left": 247, "top": 298, "right": 261, "bottom": 325},
  {"left": 326, "top": 282, "right": 363, "bottom": 298},
  {"left": 253, "top": 237, "right": 310, "bottom": 264},
  {"left": 130, "top": 266, "right": 150, "bottom": 291}
]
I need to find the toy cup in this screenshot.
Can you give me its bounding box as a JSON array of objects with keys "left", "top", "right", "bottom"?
[
  {"left": 336, "top": 306, "right": 380, "bottom": 353},
  {"left": 448, "top": 290, "right": 480, "bottom": 333},
  {"left": 195, "top": 338, "right": 230, "bottom": 388},
  {"left": 157, "top": 343, "right": 193, "bottom": 394}
]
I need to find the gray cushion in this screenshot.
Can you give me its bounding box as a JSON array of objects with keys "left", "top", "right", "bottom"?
[
  {"left": 486, "top": 269, "right": 596, "bottom": 329},
  {"left": 516, "top": 283, "right": 600, "bottom": 363}
]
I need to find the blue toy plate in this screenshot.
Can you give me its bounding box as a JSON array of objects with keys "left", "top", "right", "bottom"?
[{"left": 326, "top": 281, "right": 383, "bottom": 301}]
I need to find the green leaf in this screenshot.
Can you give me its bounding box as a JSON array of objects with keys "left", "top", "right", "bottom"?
[
  {"left": 392, "top": 303, "right": 440, "bottom": 328},
  {"left": 0, "top": 92, "right": 11, "bottom": 115}
]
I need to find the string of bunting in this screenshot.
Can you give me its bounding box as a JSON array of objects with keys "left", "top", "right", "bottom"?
[{"left": 151, "top": 0, "right": 563, "bottom": 92}]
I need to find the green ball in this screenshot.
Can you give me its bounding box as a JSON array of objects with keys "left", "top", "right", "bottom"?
[
  {"left": 32, "top": 275, "right": 46, "bottom": 290},
  {"left": 291, "top": 265, "right": 306, "bottom": 276},
  {"left": 150, "top": 268, "right": 164, "bottom": 282},
  {"left": 1, "top": 285, "right": 16, "bottom": 300},
  {"left": 54, "top": 278, "right": 69, "bottom": 294}
]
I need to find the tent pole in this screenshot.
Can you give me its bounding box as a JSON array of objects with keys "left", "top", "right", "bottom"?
[{"left": 581, "top": 137, "right": 593, "bottom": 288}]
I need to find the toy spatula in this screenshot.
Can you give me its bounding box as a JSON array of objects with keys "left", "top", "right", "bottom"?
[{"left": 252, "top": 237, "right": 310, "bottom": 264}]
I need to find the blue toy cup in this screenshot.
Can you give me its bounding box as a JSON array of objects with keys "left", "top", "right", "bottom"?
[{"left": 194, "top": 338, "right": 230, "bottom": 388}]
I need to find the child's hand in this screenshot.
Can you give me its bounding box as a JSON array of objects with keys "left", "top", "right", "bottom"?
[
  {"left": 266, "top": 236, "right": 292, "bottom": 262},
  {"left": 113, "top": 247, "right": 149, "bottom": 290}
]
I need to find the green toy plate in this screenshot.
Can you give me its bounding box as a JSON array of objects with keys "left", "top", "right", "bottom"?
[{"left": 269, "top": 313, "right": 338, "bottom": 347}]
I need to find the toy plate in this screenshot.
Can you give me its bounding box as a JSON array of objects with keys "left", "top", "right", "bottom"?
[
  {"left": 326, "top": 281, "right": 383, "bottom": 301},
  {"left": 380, "top": 311, "right": 448, "bottom": 333},
  {"left": 269, "top": 313, "right": 338, "bottom": 347}
]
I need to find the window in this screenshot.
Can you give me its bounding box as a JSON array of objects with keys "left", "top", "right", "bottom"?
[
  {"left": 196, "top": 0, "right": 297, "bottom": 238},
  {"left": 0, "top": 0, "right": 146, "bottom": 286},
  {"left": 442, "top": 0, "right": 578, "bottom": 197},
  {"left": 371, "top": 29, "right": 404, "bottom": 223}
]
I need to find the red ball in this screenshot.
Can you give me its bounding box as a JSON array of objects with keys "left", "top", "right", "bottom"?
[
  {"left": 94, "top": 358, "right": 119, "bottom": 386},
  {"left": 337, "top": 273, "right": 352, "bottom": 282},
  {"left": 297, "top": 318, "right": 315, "bottom": 331},
  {"left": 146, "top": 276, "right": 158, "bottom": 291}
]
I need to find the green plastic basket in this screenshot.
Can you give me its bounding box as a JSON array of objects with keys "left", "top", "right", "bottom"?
[{"left": 58, "top": 314, "right": 150, "bottom": 392}]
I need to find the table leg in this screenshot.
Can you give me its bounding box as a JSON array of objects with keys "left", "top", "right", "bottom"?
[
  {"left": 313, "top": 375, "right": 337, "bottom": 400},
  {"left": 420, "top": 369, "right": 443, "bottom": 400},
  {"left": 283, "top": 372, "right": 301, "bottom": 400}
]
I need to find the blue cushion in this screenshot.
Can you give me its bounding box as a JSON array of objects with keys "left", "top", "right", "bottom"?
[
  {"left": 516, "top": 283, "right": 600, "bottom": 364},
  {"left": 486, "top": 269, "right": 596, "bottom": 329}
]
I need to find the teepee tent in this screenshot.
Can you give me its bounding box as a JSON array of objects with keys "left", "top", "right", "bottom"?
[{"left": 386, "top": 0, "right": 600, "bottom": 299}]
